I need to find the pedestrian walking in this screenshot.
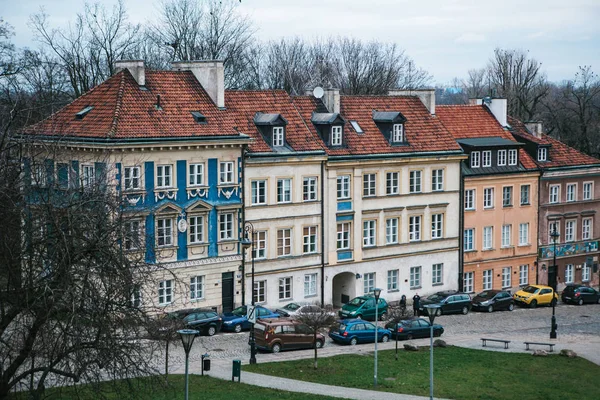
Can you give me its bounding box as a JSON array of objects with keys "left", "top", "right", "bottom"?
[
  {"left": 400, "top": 295, "right": 407, "bottom": 314},
  {"left": 412, "top": 293, "right": 421, "bottom": 316}
]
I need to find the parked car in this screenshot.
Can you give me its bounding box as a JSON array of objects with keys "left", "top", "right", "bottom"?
[
  {"left": 182, "top": 309, "right": 223, "bottom": 336},
  {"left": 166, "top": 308, "right": 205, "bottom": 320},
  {"left": 513, "top": 285, "right": 558, "bottom": 308},
  {"left": 471, "top": 290, "right": 515, "bottom": 312},
  {"left": 385, "top": 318, "right": 444, "bottom": 340},
  {"left": 329, "top": 319, "right": 391, "bottom": 345},
  {"left": 254, "top": 318, "right": 325, "bottom": 353},
  {"left": 221, "top": 305, "right": 280, "bottom": 333},
  {"left": 276, "top": 302, "right": 322, "bottom": 318},
  {"left": 418, "top": 291, "right": 472, "bottom": 315},
  {"left": 561, "top": 285, "right": 600, "bottom": 305},
  {"left": 338, "top": 295, "right": 388, "bottom": 321}
]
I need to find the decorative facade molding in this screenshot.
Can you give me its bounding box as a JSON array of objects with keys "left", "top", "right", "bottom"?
[{"left": 159, "top": 255, "right": 243, "bottom": 270}]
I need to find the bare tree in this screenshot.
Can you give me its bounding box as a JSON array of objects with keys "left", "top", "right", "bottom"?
[
  {"left": 465, "top": 68, "right": 487, "bottom": 99},
  {"left": 385, "top": 306, "right": 413, "bottom": 361},
  {"left": 294, "top": 306, "right": 336, "bottom": 370}
]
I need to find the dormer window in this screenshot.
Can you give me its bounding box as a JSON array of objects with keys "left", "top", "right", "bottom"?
[
  {"left": 254, "top": 112, "right": 289, "bottom": 150},
  {"left": 508, "top": 149, "right": 518, "bottom": 165},
  {"left": 538, "top": 147, "right": 547, "bottom": 162},
  {"left": 273, "top": 127, "right": 284, "bottom": 147},
  {"left": 393, "top": 124, "right": 404, "bottom": 142},
  {"left": 471, "top": 151, "right": 481, "bottom": 168},
  {"left": 372, "top": 110, "right": 407, "bottom": 145},
  {"left": 497, "top": 150, "right": 507, "bottom": 166},
  {"left": 311, "top": 112, "right": 345, "bottom": 147},
  {"left": 482, "top": 151, "right": 492, "bottom": 167},
  {"left": 331, "top": 126, "right": 343, "bottom": 146}
]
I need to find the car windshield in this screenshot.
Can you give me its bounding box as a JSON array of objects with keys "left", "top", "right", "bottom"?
[
  {"left": 231, "top": 306, "right": 247, "bottom": 316},
  {"left": 282, "top": 303, "right": 301, "bottom": 311},
  {"left": 477, "top": 291, "right": 493, "bottom": 299},
  {"left": 348, "top": 297, "right": 366, "bottom": 306},
  {"left": 427, "top": 294, "right": 445, "bottom": 301},
  {"left": 522, "top": 286, "right": 539, "bottom": 294}
]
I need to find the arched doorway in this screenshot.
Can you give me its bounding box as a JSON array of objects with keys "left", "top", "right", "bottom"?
[{"left": 332, "top": 272, "right": 356, "bottom": 307}]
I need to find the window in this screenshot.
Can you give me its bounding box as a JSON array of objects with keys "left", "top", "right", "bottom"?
[
  {"left": 463, "top": 272, "right": 474, "bottom": 293},
  {"left": 124, "top": 166, "right": 141, "bottom": 190},
  {"left": 251, "top": 180, "right": 267, "bottom": 205},
  {"left": 273, "top": 126, "right": 284, "bottom": 147},
  {"left": 303, "top": 226, "right": 318, "bottom": 254},
  {"left": 520, "top": 185, "right": 530, "bottom": 205},
  {"left": 277, "top": 229, "right": 292, "bottom": 256},
  {"left": 255, "top": 231, "right": 267, "bottom": 259},
  {"left": 484, "top": 188, "right": 494, "bottom": 208},
  {"left": 130, "top": 287, "right": 142, "bottom": 308},
  {"left": 432, "top": 263, "right": 443, "bottom": 285},
  {"left": 363, "top": 273, "right": 375, "bottom": 294},
  {"left": 304, "top": 273, "right": 317, "bottom": 297},
  {"left": 502, "top": 267, "right": 511, "bottom": 288},
  {"left": 56, "top": 163, "right": 72, "bottom": 189},
  {"left": 386, "top": 172, "right": 399, "bottom": 195},
  {"left": 363, "top": 220, "right": 376, "bottom": 247},
  {"left": 464, "top": 189, "right": 475, "bottom": 210},
  {"left": 392, "top": 124, "right": 404, "bottom": 142},
  {"left": 331, "top": 126, "right": 342, "bottom": 146},
  {"left": 409, "top": 215, "right": 421, "bottom": 241},
  {"left": 431, "top": 169, "right": 444, "bottom": 191},
  {"left": 566, "top": 184, "right": 576, "bottom": 202},
  {"left": 190, "top": 276, "right": 204, "bottom": 300},
  {"left": 82, "top": 164, "right": 95, "bottom": 188},
  {"left": 350, "top": 120, "right": 363, "bottom": 133},
  {"left": 337, "top": 223, "right": 351, "bottom": 249},
  {"left": 483, "top": 226, "right": 493, "bottom": 250},
  {"left": 31, "top": 164, "right": 48, "bottom": 187},
  {"left": 519, "top": 223, "right": 529, "bottom": 245},
  {"left": 363, "top": 174, "right": 376, "bottom": 197},
  {"left": 409, "top": 170, "right": 422, "bottom": 193},
  {"left": 124, "top": 220, "right": 141, "bottom": 250},
  {"left": 254, "top": 280, "right": 266, "bottom": 303},
  {"left": 549, "top": 185, "right": 560, "bottom": 204},
  {"left": 565, "top": 264, "right": 574, "bottom": 284},
  {"left": 387, "top": 270, "right": 399, "bottom": 291},
  {"left": 548, "top": 221, "right": 560, "bottom": 243},
  {"left": 431, "top": 213, "right": 443, "bottom": 239},
  {"left": 482, "top": 270, "right": 493, "bottom": 290},
  {"left": 303, "top": 177, "right": 317, "bottom": 201},
  {"left": 219, "top": 161, "right": 234, "bottom": 184},
  {"left": 482, "top": 151, "right": 492, "bottom": 167},
  {"left": 386, "top": 218, "right": 398, "bottom": 244},
  {"left": 156, "top": 165, "right": 172, "bottom": 188},
  {"left": 497, "top": 150, "right": 507, "bottom": 166},
  {"left": 188, "top": 163, "right": 204, "bottom": 186},
  {"left": 277, "top": 178, "right": 292, "bottom": 203},
  {"left": 409, "top": 266, "right": 421, "bottom": 288},
  {"left": 565, "top": 220, "right": 576, "bottom": 242},
  {"left": 471, "top": 151, "right": 480, "bottom": 168},
  {"left": 189, "top": 215, "right": 205, "bottom": 244},
  {"left": 337, "top": 175, "right": 350, "bottom": 199},
  {"left": 537, "top": 147, "right": 547, "bottom": 162},
  {"left": 157, "top": 218, "right": 173, "bottom": 247},
  {"left": 219, "top": 213, "right": 234, "bottom": 240},
  {"left": 582, "top": 218, "right": 592, "bottom": 240},
  {"left": 501, "top": 224, "right": 512, "bottom": 248},
  {"left": 464, "top": 228, "right": 474, "bottom": 251},
  {"left": 158, "top": 280, "right": 173, "bottom": 305},
  {"left": 279, "top": 277, "right": 292, "bottom": 300},
  {"left": 502, "top": 186, "right": 513, "bottom": 207},
  {"left": 519, "top": 265, "right": 529, "bottom": 286},
  {"left": 508, "top": 149, "right": 518, "bottom": 165},
  {"left": 582, "top": 265, "right": 591, "bottom": 282},
  {"left": 583, "top": 182, "right": 593, "bottom": 200}
]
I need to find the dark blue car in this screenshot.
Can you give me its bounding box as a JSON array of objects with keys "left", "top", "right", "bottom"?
[
  {"left": 384, "top": 318, "right": 444, "bottom": 340},
  {"left": 328, "top": 319, "right": 391, "bottom": 345},
  {"left": 221, "top": 305, "right": 280, "bottom": 333}
]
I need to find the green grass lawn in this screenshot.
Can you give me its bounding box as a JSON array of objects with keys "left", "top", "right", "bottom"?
[
  {"left": 8, "top": 375, "right": 340, "bottom": 400},
  {"left": 246, "top": 346, "right": 600, "bottom": 400}
]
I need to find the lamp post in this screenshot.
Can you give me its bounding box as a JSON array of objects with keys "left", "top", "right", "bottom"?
[
  {"left": 178, "top": 329, "right": 199, "bottom": 400},
  {"left": 372, "top": 287, "right": 382, "bottom": 387},
  {"left": 423, "top": 304, "right": 440, "bottom": 400},
  {"left": 242, "top": 222, "right": 257, "bottom": 364},
  {"left": 550, "top": 227, "right": 559, "bottom": 339}
]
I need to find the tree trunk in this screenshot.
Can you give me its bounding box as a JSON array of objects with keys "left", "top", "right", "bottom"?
[
  {"left": 313, "top": 332, "right": 318, "bottom": 370},
  {"left": 165, "top": 339, "right": 169, "bottom": 382}
]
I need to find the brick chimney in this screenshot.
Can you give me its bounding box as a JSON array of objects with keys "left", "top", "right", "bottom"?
[
  {"left": 323, "top": 88, "right": 340, "bottom": 114},
  {"left": 171, "top": 60, "right": 225, "bottom": 109},
  {"left": 388, "top": 89, "right": 436, "bottom": 115},
  {"left": 114, "top": 60, "right": 145, "bottom": 86}
]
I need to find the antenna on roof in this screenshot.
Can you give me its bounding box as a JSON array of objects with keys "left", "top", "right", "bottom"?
[{"left": 313, "top": 86, "right": 324, "bottom": 99}]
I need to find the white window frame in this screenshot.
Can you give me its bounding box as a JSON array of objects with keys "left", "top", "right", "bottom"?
[
  {"left": 502, "top": 267, "right": 511, "bottom": 288},
  {"left": 483, "top": 226, "right": 493, "bottom": 250},
  {"left": 432, "top": 263, "right": 443, "bottom": 285},
  {"left": 387, "top": 269, "right": 399, "bottom": 291},
  {"left": 386, "top": 172, "right": 399, "bottom": 195},
  {"left": 583, "top": 182, "right": 593, "bottom": 200},
  {"left": 158, "top": 279, "right": 173, "bottom": 305},
  {"left": 188, "top": 163, "right": 204, "bottom": 186},
  {"left": 482, "top": 269, "right": 493, "bottom": 290},
  {"left": 190, "top": 275, "right": 205, "bottom": 300},
  {"left": 482, "top": 150, "right": 492, "bottom": 167},
  {"left": 277, "top": 178, "right": 292, "bottom": 203},
  {"left": 519, "top": 223, "right": 529, "bottom": 246},
  {"left": 463, "top": 272, "right": 474, "bottom": 293},
  {"left": 304, "top": 273, "right": 317, "bottom": 297},
  {"left": 363, "top": 173, "right": 376, "bottom": 197},
  {"left": 520, "top": 185, "right": 530, "bottom": 205},
  {"left": 497, "top": 150, "right": 507, "bottom": 166},
  {"left": 582, "top": 217, "right": 592, "bottom": 241},
  {"left": 549, "top": 185, "right": 560, "bottom": 204},
  {"left": 549, "top": 221, "right": 560, "bottom": 243},
  {"left": 157, "top": 217, "right": 173, "bottom": 247},
  {"left": 219, "top": 213, "right": 234, "bottom": 241},
  {"left": 251, "top": 180, "right": 267, "bottom": 205},
  {"left": 501, "top": 224, "right": 511, "bottom": 248},
  {"left": 502, "top": 186, "right": 513, "bottom": 207},
  {"left": 465, "top": 189, "right": 475, "bottom": 210},
  {"left": 409, "top": 170, "right": 422, "bottom": 193},
  {"left": 538, "top": 147, "right": 547, "bottom": 162},
  {"left": 392, "top": 123, "right": 404, "bottom": 142},
  {"left": 565, "top": 264, "right": 574, "bottom": 284},
  {"left": 279, "top": 277, "right": 292, "bottom": 300},
  {"left": 508, "top": 149, "right": 518, "bottom": 165},
  {"left": 431, "top": 213, "right": 443, "bottom": 239},
  {"left": 303, "top": 177, "right": 318, "bottom": 201},
  {"left": 386, "top": 218, "right": 399, "bottom": 244},
  {"left": 255, "top": 231, "right": 267, "bottom": 259},
  {"left": 219, "top": 161, "right": 235, "bottom": 184},
  {"left": 124, "top": 166, "right": 141, "bottom": 190},
  {"left": 409, "top": 266, "right": 421, "bottom": 289},
  {"left": 189, "top": 215, "right": 205, "bottom": 244},
  {"left": 471, "top": 151, "right": 480, "bottom": 168},
  {"left": 409, "top": 215, "right": 421, "bottom": 242},
  {"left": 363, "top": 220, "right": 376, "bottom": 247},
  {"left": 331, "top": 125, "right": 343, "bottom": 146},
  {"left": 156, "top": 164, "right": 173, "bottom": 188},
  {"left": 519, "top": 265, "right": 529, "bottom": 286},
  {"left": 277, "top": 228, "right": 292, "bottom": 256},
  {"left": 484, "top": 187, "right": 494, "bottom": 208},
  {"left": 337, "top": 175, "right": 351, "bottom": 199},
  {"left": 582, "top": 265, "right": 591, "bottom": 282},
  {"left": 124, "top": 220, "right": 141, "bottom": 251},
  {"left": 431, "top": 169, "right": 444, "bottom": 191},
  {"left": 566, "top": 183, "right": 577, "bottom": 202},
  {"left": 254, "top": 280, "right": 266, "bottom": 303},
  {"left": 464, "top": 228, "right": 474, "bottom": 251},
  {"left": 31, "top": 163, "right": 48, "bottom": 187},
  {"left": 363, "top": 272, "right": 375, "bottom": 294},
  {"left": 565, "top": 220, "right": 576, "bottom": 242},
  {"left": 337, "top": 222, "right": 351, "bottom": 250},
  {"left": 82, "top": 164, "right": 95, "bottom": 188},
  {"left": 272, "top": 126, "right": 284, "bottom": 147},
  {"left": 303, "top": 226, "right": 318, "bottom": 254}
]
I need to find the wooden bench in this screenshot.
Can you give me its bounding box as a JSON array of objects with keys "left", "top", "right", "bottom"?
[
  {"left": 524, "top": 341, "right": 555, "bottom": 352},
  {"left": 481, "top": 338, "right": 510, "bottom": 349}
]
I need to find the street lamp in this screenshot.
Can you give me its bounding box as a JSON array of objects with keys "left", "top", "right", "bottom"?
[
  {"left": 423, "top": 304, "right": 440, "bottom": 400},
  {"left": 550, "top": 227, "right": 559, "bottom": 339},
  {"left": 242, "top": 221, "right": 257, "bottom": 364},
  {"left": 372, "top": 287, "right": 382, "bottom": 387},
  {"left": 178, "top": 329, "right": 199, "bottom": 400}
]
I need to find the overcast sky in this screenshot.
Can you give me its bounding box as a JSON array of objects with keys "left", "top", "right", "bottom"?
[{"left": 3, "top": 0, "right": 599, "bottom": 84}]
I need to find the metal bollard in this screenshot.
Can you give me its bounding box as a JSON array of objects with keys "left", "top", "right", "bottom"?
[
  {"left": 201, "top": 353, "right": 210, "bottom": 376},
  {"left": 232, "top": 359, "right": 241, "bottom": 382}
]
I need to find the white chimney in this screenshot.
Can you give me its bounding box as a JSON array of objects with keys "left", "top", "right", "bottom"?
[
  {"left": 388, "top": 89, "right": 435, "bottom": 115},
  {"left": 525, "top": 121, "right": 544, "bottom": 138},
  {"left": 171, "top": 60, "right": 225, "bottom": 109},
  {"left": 114, "top": 60, "right": 145, "bottom": 86},
  {"left": 473, "top": 97, "right": 508, "bottom": 128},
  {"left": 323, "top": 88, "right": 340, "bottom": 114}
]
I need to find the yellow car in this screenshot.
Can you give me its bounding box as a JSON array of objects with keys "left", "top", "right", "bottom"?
[{"left": 513, "top": 285, "right": 558, "bottom": 308}]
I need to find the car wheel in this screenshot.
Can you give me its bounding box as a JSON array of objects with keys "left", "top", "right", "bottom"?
[
  {"left": 407, "top": 334, "right": 413, "bottom": 340},
  {"left": 350, "top": 337, "right": 358, "bottom": 346},
  {"left": 530, "top": 300, "right": 537, "bottom": 308},
  {"left": 461, "top": 306, "right": 469, "bottom": 315},
  {"left": 315, "top": 340, "right": 324, "bottom": 349},
  {"left": 487, "top": 305, "right": 494, "bottom": 313},
  {"left": 356, "top": 314, "right": 362, "bottom": 320},
  {"left": 578, "top": 299, "right": 584, "bottom": 306},
  {"left": 597, "top": 297, "right": 600, "bottom": 304},
  {"left": 234, "top": 324, "right": 242, "bottom": 333},
  {"left": 271, "top": 343, "right": 281, "bottom": 354},
  {"left": 207, "top": 326, "right": 217, "bottom": 336},
  {"left": 380, "top": 312, "right": 387, "bottom": 321},
  {"left": 381, "top": 335, "right": 389, "bottom": 343},
  {"left": 508, "top": 303, "right": 514, "bottom": 311}
]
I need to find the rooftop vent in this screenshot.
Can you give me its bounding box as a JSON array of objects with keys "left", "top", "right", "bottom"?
[
  {"left": 75, "top": 106, "right": 94, "bottom": 120},
  {"left": 191, "top": 111, "right": 207, "bottom": 124}
]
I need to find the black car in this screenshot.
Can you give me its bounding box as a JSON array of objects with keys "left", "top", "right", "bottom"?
[
  {"left": 182, "top": 309, "right": 223, "bottom": 336},
  {"left": 418, "top": 291, "right": 472, "bottom": 315},
  {"left": 561, "top": 285, "right": 600, "bottom": 305},
  {"left": 385, "top": 318, "right": 444, "bottom": 340},
  {"left": 471, "top": 290, "right": 514, "bottom": 312}
]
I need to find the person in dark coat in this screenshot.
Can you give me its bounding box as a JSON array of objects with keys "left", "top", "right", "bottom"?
[
  {"left": 412, "top": 293, "right": 421, "bottom": 315},
  {"left": 400, "top": 295, "right": 407, "bottom": 312}
]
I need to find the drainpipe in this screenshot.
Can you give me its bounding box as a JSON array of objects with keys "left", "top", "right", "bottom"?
[
  {"left": 240, "top": 144, "right": 247, "bottom": 307},
  {"left": 320, "top": 160, "right": 325, "bottom": 307},
  {"left": 536, "top": 168, "right": 542, "bottom": 285},
  {"left": 458, "top": 166, "right": 464, "bottom": 291}
]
